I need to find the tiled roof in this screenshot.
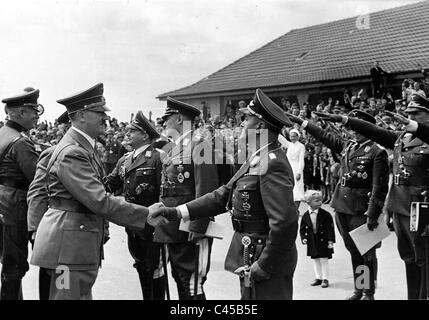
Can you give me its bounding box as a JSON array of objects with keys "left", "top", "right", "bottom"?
[{"left": 158, "top": 1, "right": 429, "bottom": 99}]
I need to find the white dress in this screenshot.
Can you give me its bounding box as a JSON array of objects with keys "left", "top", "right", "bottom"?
[{"left": 284, "top": 140, "right": 305, "bottom": 201}]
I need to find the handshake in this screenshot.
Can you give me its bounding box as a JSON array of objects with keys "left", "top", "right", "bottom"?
[{"left": 147, "top": 202, "right": 181, "bottom": 227}]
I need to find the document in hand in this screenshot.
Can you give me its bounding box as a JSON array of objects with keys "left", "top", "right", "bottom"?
[
  {"left": 349, "top": 215, "right": 391, "bottom": 256},
  {"left": 179, "top": 219, "right": 225, "bottom": 239}
]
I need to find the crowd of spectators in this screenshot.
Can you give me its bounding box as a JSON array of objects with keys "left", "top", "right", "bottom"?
[{"left": 1, "top": 68, "right": 427, "bottom": 198}]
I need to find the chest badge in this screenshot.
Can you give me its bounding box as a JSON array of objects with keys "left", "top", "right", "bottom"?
[
  {"left": 364, "top": 146, "right": 371, "bottom": 153},
  {"left": 145, "top": 151, "right": 152, "bottom": 158},
  {"left": 184, "top": 171, "right": 190, "bottom": 179},
  {"left": 177, "top": 164, "right": 185, "bottom": 183},
  {"left": 135, "top": 185, "right": 142, "bottom": 195},
  {"left": 362, "top": 172, "right": 368, "bottom": 179}
]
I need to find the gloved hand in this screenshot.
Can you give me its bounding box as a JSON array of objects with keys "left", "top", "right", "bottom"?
[
  {"left": 386, "top": 212, "right": 395, "bottom": 231},
  {"left": 367, "top": 216, "right": 379, "bottom": 231},
  {"left": 250, "top": 261, "right": 271, "bottom": 282},
  {"left": 161, "top": 207, "right": 180, "bottom": 221},
  {"left": 28, "top": 231, "right": 36, "bottom": 248},
  {"left": 285, "top": 113, "right": 304, "bottom": 125},
  {"left": 313, "top": 112, "right": 344, "bottom": 123}
]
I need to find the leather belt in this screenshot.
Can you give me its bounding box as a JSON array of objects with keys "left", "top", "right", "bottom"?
[
  {"left": 160, "top": 185, "right": 194, "bottom": 197},
  {"left": 0, "top": 178, "right": 28, "bottom": 191},
  {"left": 393, "top": 174, "right": 429, "bottom": 186},
  {"left": 49, "top": 197, "right": 91, "bottom": 214},
  {"left": 231, "top": 218, "right": 269, "bottom": 234}
]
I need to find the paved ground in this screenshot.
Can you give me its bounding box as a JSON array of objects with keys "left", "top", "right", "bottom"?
[{"left": 22, "top": 203, "right": 407, "bottom": 300}]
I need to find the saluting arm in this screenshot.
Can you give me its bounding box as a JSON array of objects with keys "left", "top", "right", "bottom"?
[
  {"left": 302, "top": 121, "right": 345, "bottom": 154},
  {"left": 347, "top": 118, "right": 399, "bottom": 150}
]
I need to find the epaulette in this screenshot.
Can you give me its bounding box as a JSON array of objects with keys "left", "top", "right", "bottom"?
[{"left": 376, "top": 144, "right": 386, "bottom": 151}]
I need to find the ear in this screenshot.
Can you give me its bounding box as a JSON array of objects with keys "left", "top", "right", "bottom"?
[
  {"left": 257, "top": 121, "right": 267, "bottom": 130},
  {"left": 177, "top": 114, "right": 183, "bottom": 125}
]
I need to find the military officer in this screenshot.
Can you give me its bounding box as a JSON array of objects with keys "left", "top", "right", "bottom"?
[
  {"left": 30, "top": 83, "right": 158, "bottom": 300},
  {"left": 27, "top": 110, "right": 70, "bottom": 300},
  {"left": 288, "top": 109, "right": 389, "bottom": 300},
  {"left": 319, "top": 92, "right": 429, "bottom": 299},
  {"left": 102, "top": 128, "right": 124, "bottom": 174},
  {"left": 104, "top": 111, "right": 165, "bottom": 300},
  {"left": 153, "top": 97, "right": 219, "bottom": 300},
  {"left": 0, "top": 87, "right": 44, "bottom": 299},
  {"left": 150, "top": 88, "right": 298, "bottom": 300}
]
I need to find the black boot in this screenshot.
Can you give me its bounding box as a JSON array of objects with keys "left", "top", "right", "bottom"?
[
  {"left": 152, "top": 276, "right": 166, "bottom": 300},
  {"left": 39, "top": 268, "right": 51, "bottom": 300},
  {"left": 136, "top": 267, "right": 154, "bottom": 300},
  {"left": 346, "top": 291, "right": 363, "bottom": 300},
  {"left": 0, "top": 279, "right": 22, "bottom": 300},
  {"left": 418, "top": 265, "right": 427, "bottom": 300},
  {"left": 405, "top": 262, "right": 421, "bottom": 300}
]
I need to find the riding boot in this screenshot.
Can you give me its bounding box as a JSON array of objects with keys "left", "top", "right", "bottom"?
[
  {"left": 0, "top": 279, "right": 22, "bottom": 300},
  {"left": 418, "top": 264, "right": 427, "bottom": 300},
  {"left": 152, "top": 276, "right": 166, "bottom": 300},
  {"left": 405, "top": 262, "right": 421, "bottom": 300},
  {"left": 136, "top": 267, "right": 154, "bottom": 300}
]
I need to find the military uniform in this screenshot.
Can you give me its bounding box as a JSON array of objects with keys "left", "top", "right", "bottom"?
[
  {"left": 173, "top": 89, "right": 298, "bottom": 300},
  {"left": 301, "top": 110, "right": 389, "bottom": 299},
  {"left": 102, "top": 132, "right": 124, "bottom": 174},
  {"left": 31, "top": 83, "right": 150, "bottom": 300},
  {"left": 105, "top": 111, "right": 165, "bottom": 300},
  {"left": 0, "top": 88, "right": 42, "bottom": 300},
  {"left": 27, "top": 111, "right": 69, "bottom": 300},
  {"left": 154, "top": 97, "right": 219, "bottom": 300},
  {"left": 345, "top": 94, "right": 429, "bottom": 299}
]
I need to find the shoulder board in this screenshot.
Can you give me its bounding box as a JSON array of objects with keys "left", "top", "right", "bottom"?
[{"left": 376, "top": 144, "right": 385, "bottom": 151}]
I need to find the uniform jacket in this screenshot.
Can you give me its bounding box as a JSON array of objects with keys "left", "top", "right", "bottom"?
[
  {"left": 347, "top": 118, "right": 429, "bottom": 216},
  {"left": 299, "top": 208, "right": 335, "bottom": 258},
  {"left": 105, "top": 144, "right": 162, "bottom": 240},
  {"left": 154, "top": 131, "right": 219, "bottom": 243},
  {"left": 304, "top": 122, "right": 389, "bottom": 218},
  {"left": 0, "top": 120, "right": 38, "bottom": 226},
  {"left": 183, "top": 141, "right": 298, "bottom": 275},
  {"left": 31, "top": 128, "right": 149, "bottom": 271},
  {"left": 27, "top": 146, "right": 54, "bottom": 232}
]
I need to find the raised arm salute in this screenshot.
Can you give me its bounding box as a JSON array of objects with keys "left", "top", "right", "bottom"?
[
  {"left": 289, "top": 110, "right": 389, "bottom": 300},
  {"left": 316, "top": 92, "right": 429, "bottom": 300}
]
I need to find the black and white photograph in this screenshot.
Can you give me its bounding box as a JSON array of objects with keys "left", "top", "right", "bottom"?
[{"left": 0, "top": 0, "right": 428, "bottom": 308}]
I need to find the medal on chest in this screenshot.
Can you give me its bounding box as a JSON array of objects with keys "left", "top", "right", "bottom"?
[{"left": 177, "top": 163, "right": 185, "bottom": 183}]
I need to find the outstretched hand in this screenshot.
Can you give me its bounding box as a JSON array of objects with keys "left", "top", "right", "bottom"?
[
  {"left": 285, "top": 112, "right": 303, "bottom": 125},
  {"left": 147, "top": 202, "right": 180, "bottom": 227},
  {"left": 313, "top": 112, "right": 343, "bottom": 123},
  {"left": 147, "top": 203, "right": 168, "bottom": 227},
  {"left": 384, "top": 111, "right": 410, "bottom": 125}
]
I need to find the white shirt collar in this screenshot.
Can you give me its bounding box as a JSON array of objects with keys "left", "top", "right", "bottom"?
[
  {"left": 133, "top": 144, "right": 151, "bottom": 158},
  {"left": 309, "top": 208, "right": 319, "bottom": 214},
  {"left": 71, "top": 126, "right": 96, "bottom": 149}
]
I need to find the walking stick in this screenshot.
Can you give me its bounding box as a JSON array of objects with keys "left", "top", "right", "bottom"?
[
  {"left": 193, "top": 242, "right": 200, "bottom": 300},
  {"left": 161, "top": 244, "right": 170, "bottom": 300}
]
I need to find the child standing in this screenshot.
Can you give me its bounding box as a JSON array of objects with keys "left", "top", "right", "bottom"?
[{"left": 300, "top": 190, "right": 335, "bottom": 288}]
